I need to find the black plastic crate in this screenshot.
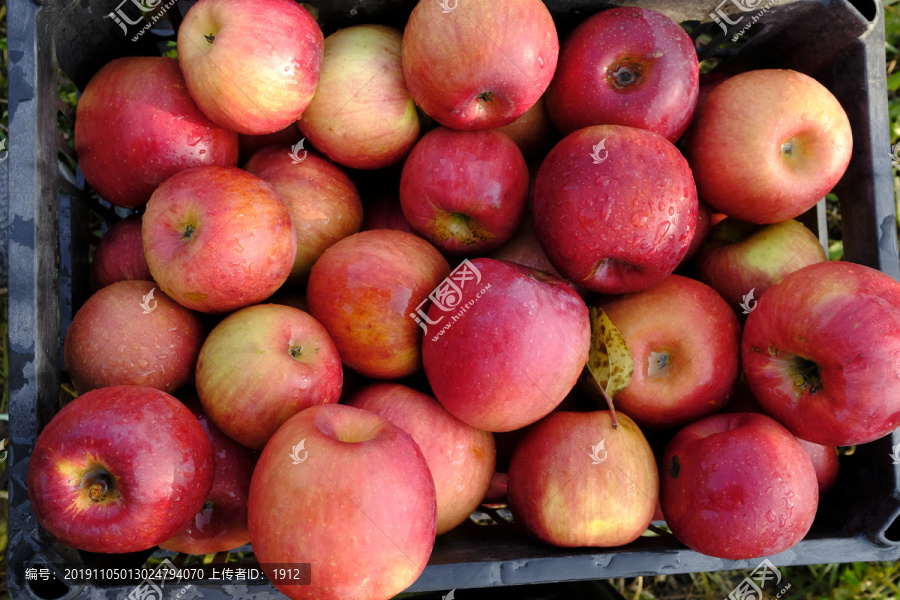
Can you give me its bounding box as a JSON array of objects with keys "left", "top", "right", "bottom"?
[{"left": 7, "top": 0, "right": 900, "bottom": 598}]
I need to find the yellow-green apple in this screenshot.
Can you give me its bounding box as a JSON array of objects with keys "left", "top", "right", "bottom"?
[
  {"left": 307, "top": 230, "right": 449, "bottom": 378},
  {"left": 686, "top": 69, "right": 852, "bottom": 224},
  {"left": 361, "top": 193, "right": 415, "bottom": 234},
  {"left": 496, "top": 96, "right": 555, "bottom": 160},
  {"left": 422, "top": 258, "right": 590, "bottom": 432},
  {"left": 797, "top": 438, "right": 839, "bottom": 495},
  {"left": 533, "top": 124, "right": 697, "bottom": 294},
  {"left": 177, "top": 0, "right": 323, "bottom": 134},
  {"left": 693, "top": 218, "right": 826, "bottom": 318},
  {"left": 63, "top": 280, "right": 205, "bottom": 394},
  {"left": 661, "top": 412, "right": 818, "bottom": 559},
  {"left": 401, "top": 0, "right": 558, "bottom": 130},
  {"left": 545, "top": 7, "right": 699, "bottom": 141},
  {"left": 298, "top": 25, "right": 419, "bottom": 170},
  {"left": 142, "top": 166, "right": 296, "bottom": 313},
  {"left": 742, "top": 261, "right": 900, "bottom": 446},
  {"left": 248, "top": 404, "right": 436, "bottom": 600},
  {"left": 400, "top": 127, "right": 529, "bottom": 254},
  {"left": 597, "top": 274, "right": 740, "bottom": 430},
  {"left": 196, "top": 304, "right": 342, "bottom": 449},
  {"left": 245, "top": 146, "right": 363, "bottom": 285},
  {"left": 74, "top": 57, "right": 238, "bottom": 208},
  {"left": 27, "top": 385, "right": 214, "bottom": 553},
  {"left": 347, "top": 383, "right": 496, "bottom": 534},
  {"left": 508, "top": 411, "right": 658, "bottom": 547},
  {"left": 237, "top": 123, "right": 302, "bottom": 165},
  {"left": 160, "top": 390, "right": 258, "bottom": 554},
  {"left": 90, "top": 215, "right": 152, "bottom": 290}
]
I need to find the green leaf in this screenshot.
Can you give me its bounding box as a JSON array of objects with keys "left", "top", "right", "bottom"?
[
  {"left": 584, "top": 307, "right": 634, "bottom": 427},
  {"left": 888, "top": 70, "right": 900, "bottom": 92}
]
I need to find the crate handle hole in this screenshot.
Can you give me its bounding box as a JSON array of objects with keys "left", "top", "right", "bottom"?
[
  {"left": 883, "top": 511, "right": 900, "bottom": 543},
  {"left": 25, "top": 564, "right": 71, "bottom": 600},
  {"left": 847, "top": 0, "right": 876, "bottom": 21}
]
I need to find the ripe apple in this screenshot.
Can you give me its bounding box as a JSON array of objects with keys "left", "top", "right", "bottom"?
[
  {"left": 545, "top": 7, "right": 699, "bottom": 141},
  {"left": 248, "top": 404, "right": 436, "bottom": 600},
  {"left": 347, "top": 383, "right": 496, "bottom": 534},
  {"left": 361, "top": 193, "right": 414, "bottom": 234},
  {"left": 238, "top": 123, "right": 302, "bottom": 165},
  {"left": 298, "top": 25, "right": 419, "bottom": 169},
  {"left": 797, "top": 438, "right": 839, "bottom": 495},
  {"left": 533, "top": 124, "right": 698, "bottom": 294},
  {"left": 401, "top": 0, "right": 558, "bottom": 130},
  {"left": 661, "top": 412, "right": 818, "bottom": 559},
  {"left": 307, "top": 230, "right": 449, "bottom": 379},
  {"left": 693, "top": 218, "right": 827, "bottom": 317},
  {"left": 423, "top": 258, "right": 590, "bottom": 432},
  {"left": 496, "top": 96, "right": 555, "bottom": 160},
  {"left": 74, "top": 57, "right": 238, "bottom": 208},
  {"left": 160, "top": 390, "right": 258, "bottom": 554},
  {"left": 90, "top": 215, "right": 152, "bottom": 290},
  {"left": 598, "top": 274, "right": 740, "bottom": 430},
  {"left": 742, "top": 261, "right": 900, "bottom": 446},
  {"left": 686, "top": 69, "right": 853, "bottom": 223},
  {"left": 142, "top": 165, "right": 296, "bottom": 313},
  {"left": 681, "top": 199, "right": 712, "bottom": 263},
  {"left": 400, "top": 128, "right": 529, "bottom": 254},
  {"left": 196, "top": 303, "right": 342, "bottom": 449},
  {"left": 64, "top": 280, "right": 205, "bottom": 394},
  {"left": 27, "top": 385, "right": 214, "bottom": 553},
  {"left": 177, "top": 0, "right": 323, "bottom": 134},
  {"left": 245, "top": 145, "right": 363, "bottom": 285},
  {"left": 508, "top": 411, "right": 658, "bottom": 547}
]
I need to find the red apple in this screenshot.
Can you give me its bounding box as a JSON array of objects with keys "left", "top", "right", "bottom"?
[
  {"left": 597, "top": 274, "right": 740, "bottom": 430},
  {"left": 508, "top": 411, "right": 658, "bottom": 547},
  {"left": 347, "top": 383, "right": 496, "bottom": 534},
  {"left": 177, "top": 0, "right": 324, "bottom": 134},
  {"left": 307, "top": 230, "right": 450, "bottom": 378},
  {"left": 245, "top": 146, "right": 363, "bottom": 285},
  {"left": 248, "top": 404, "right": 436, "bottom": 600},
  {"left": 533, "top": 124, "right": 698, "bottom": 294},
  {"left": 400, "top": 127, "right": 529, "bottom": 254},
  {"left": 401, "top": 0, "right": 558, "bottom": 130},
  {"left": 142, "top": 166, "right": 296, "bottom": 313},
  {"left": 90, "top": 215, "right": 153, "bottom": 290},
  {"left": 298, "top": 25, "right": 419, "bottom": 169},
  {"left": 196, "top": 304, "right": 342, "bottom": 449},
  {"left": 422, "top": 258, "right": 590, "bottom": 432},
  {"left": 797, "top": 438, "right": 839, "bottom": 495},
  {"left": 238, "top": 123, "right": 303, "bottom": 165},
  {"left": 496, "top": 96, "right": 555, "bottom": 160},
  {"left": 27, "top": 385, "right": 214, "bottom": 553},
  {"left": 74, "top": 57, "right": 237, "bottom": 208},
  {"left": 160, "top": 391, "right": 258, "bottom": 554},
  {"left": 64, "top": 280, "right": 205, "bottom": 394},
  {"left": 545, "top": 7, "right": 698, "bottom": 141},
  {"left": 361, "top": 193, "right": 414, "bottom": 234},
  {"left": 661, "top": 412, "right": 818, "bottom": 559},
  {"left": 681, "top": 199, "right": 712, "bottom": 263},
  {"left": 742, "top": 261, "right": 900, "bottom": 446},
  {"left": 686, "top": 69, "right": 852, "bottom": 224}
]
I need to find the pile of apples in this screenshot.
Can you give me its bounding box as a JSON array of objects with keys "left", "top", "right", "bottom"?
[{"left": 25, "top": 0, "right": 900, "bottom": 598}]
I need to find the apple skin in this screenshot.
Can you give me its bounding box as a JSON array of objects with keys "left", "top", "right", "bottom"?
[
  {"left": 400, "top": 128, "right": 529, "bottom": 254},
  {"left": 508, "top": 411, "right": 658, "bottom": 547},
  {"left": 496, "top": 96, "right": 555, "bottom": 160},
  {"left": 90, "top": 215, "right": 153, "bottom": 290},
  {"left": 796, "top": 438, "right": 839, "bottom": 495},
  {"left": 245, "top": 145, "right": 363, "bottom": 285},
  {"left": 142, "top": 166, "right": 296, "bottom": 313},
  {"left": 545, "top": 7, "right": 699, "bottom": 142},
  {"left": 742, "top": 261, "right": 900, "bottom": 446},
  {"left": 196, "top": 304, "right": 343, "bottom": 449},
  {"left": 361, "top": 193, "right": 415, "bottom": 234},
  {"left": 74, "top": 57, "right": 238, "bottom": 208},
  {"left": 64, "top": 280, "right": 206, "bottom": 394},
  {"left": 178, "top": 0, "right": 323, "bottom": 135},
  {"left": 693, "top": 218, "right": 826, "bottom": 317},
  {"left": 160, "top": 390, "right": 258, "bottom": 554},
  {"left": 248, "top": 404, "right": 436, "bottom": 600},
  {"left": 307, "top": 230, "right": 450, "bottom": 379},
  {"left": 686, "top": 69, "right": 852, "bottom": 224},
  {"left": 401, "top": 0, "right": 558, "bottom": 130},
  {"left": 347, "top": 383, "right": 496, "bottom": 534},
  {"left": 661, "top": 412, "right": 818, "bottom": 559},
  {"left": 598, "top": 274, "right": 740, "bottom": 430},
  {"left": 681, "top": 199, "right": 712, "bottom": 263},
  {"left": 298, "top": 25, "right": 419, "bottom": 170},
  {"left": 423, "top": 258, "right": 590, "bottom": 432},
  {"left": 533, "top": 124, "right": 698, "bottom": 294},
  {"left": 238, "top": 123, "right": 303, "bottom": 165},
  {"left": 27, "top": 385, "right": 214, "bottom": 554}
]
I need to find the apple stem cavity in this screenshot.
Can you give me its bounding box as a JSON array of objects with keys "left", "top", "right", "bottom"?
[
  {"left": 781, "top": 139, "right": 794, "bottom": 158},
  {"left": 290, "top": 345, "right": 303, "bottom": 359},
  {"left": 648, "top": 351, "right": 669, "bottom": 379},
  {"left": 181, "top": 223, "right": 195, "bottom": 241},
  {"left": 607, "top": 60, "right": 644, "bottom": 89},
  {"left": 477, "top": 91, "right": 494, "bottom": 103},
  {"left": 204, "top": 33, "right": 215, "bottom": 44},
  {"left": 789, "top": 356, "right": 823, "bottom": 395},
  {"left": 81, "top": 468, "right": 117, "bottom": 503}
]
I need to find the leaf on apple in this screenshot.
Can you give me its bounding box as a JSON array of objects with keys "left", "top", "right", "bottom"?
[{"left": 585, "top": 306, "right": 634, "bottom": 428}]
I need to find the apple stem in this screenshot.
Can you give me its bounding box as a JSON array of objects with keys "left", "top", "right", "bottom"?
[
  {"left": 601, "top": 388, "right": 619, "bottom": 428},
  {"left": 88, "top": 479, "right": 108, "bottom": 502},
  {"left": 205, "top": 34, "right": 215, "bottom": 44}
]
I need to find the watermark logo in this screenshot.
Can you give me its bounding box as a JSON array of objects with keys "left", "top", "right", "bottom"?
[
  {"left": 127, "top": 558, "right": 188, "bottom": 600},
  {"left": 438, "top": 0, "right": 458, "bottom": 13},
  {"left": 290, "top": 139, "right": 308, "bottom": 164},
  {"left": 891, "top": 143, "right": 900, "bottom": 166},
  {"left": 726, "top": 558, "right": 791, "bottom": 600},
  {"left": 290, "top": 439, "right": 308, "bottom": 465},
  {"left": 443, "top": 590, "right": 456, "bottom": 600},
  {"left": 106, "top": 0, "right": 180, "bottom": 41},
  {"left": 0, "top": 438, "right": 7, "bottom": 463},
  {"left": 709, "top": 0, "right": 777, "bottom": 41},
  {"left": 891, "top": 443, "right": 900, "bottom": 465},
  {"left": 0, "top": 138, "right": 8, "bottom": 163},
  {"left": 590, "top": 138, "right": 608, "bottom": 164},
  {"left": 139, "top": 288, "right": 158, "bottom": 314},
  {"left": 410, "top": 260, "right": 491, "bottom": 340},
  {"left": 739, "top": 288, "right": 757, "bottom": 315},
  {"left": 589, "top": 440, "right": 607, "bottom": 465}
]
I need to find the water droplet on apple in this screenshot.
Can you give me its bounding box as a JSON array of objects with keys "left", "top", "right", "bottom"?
[
  {"left": 654, "top": 222, "right": 670, "bottom": 244},
  {"left": 299, "top": 376, "right": 310, "bottom": 390},
  {"left": 631, "top": 212, "right": 648, "bottom": 227},
  {"left": 668, "top": 206, "right": 675, "bottom": 216},
  {"left": 766, "top": 509, "right": 776, "bottom": 523}
]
